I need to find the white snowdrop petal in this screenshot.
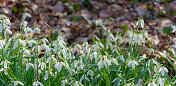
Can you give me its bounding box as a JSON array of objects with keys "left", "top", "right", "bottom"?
[
  {"left": 132, "top": 61, "right": 135, "bottom": 69},
  {"left": 98, "top": 61, "right": 103, "bottom": 70},
  {"left": 141, "top": 19, "right": 144, "bottom": 28},
  {"left": 13, "top": 40, "right": 18, "bottom": 49},
  {"left": 164, "top": 67, "right": 168, "bottom": 73},
  {"left": 16, "top": 81, "right": 24, "bottom": 86},
  {"left": 44, "top": 71, "right": 49, "bottom": 80}
]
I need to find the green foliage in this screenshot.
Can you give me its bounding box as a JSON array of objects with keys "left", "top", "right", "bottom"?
[{"left": 163, "top": 26, "right": 173, "bottom": 35}]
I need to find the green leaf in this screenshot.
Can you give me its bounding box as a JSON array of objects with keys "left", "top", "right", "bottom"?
[{"left": 163, "top": 26, "right": 173, "bottom": 35}]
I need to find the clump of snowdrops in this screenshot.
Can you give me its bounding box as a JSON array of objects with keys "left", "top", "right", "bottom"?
[{"left": 0, "top": 13, "right": 176, "bottom": 86}]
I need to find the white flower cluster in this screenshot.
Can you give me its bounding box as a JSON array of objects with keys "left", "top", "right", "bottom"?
[{"left": 0, "top": 15, "right": 175, "bottom": 86}]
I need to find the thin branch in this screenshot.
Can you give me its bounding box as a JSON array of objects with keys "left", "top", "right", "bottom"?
[{"left": 38, "top": 0, "right": 53, "bottom": 41}]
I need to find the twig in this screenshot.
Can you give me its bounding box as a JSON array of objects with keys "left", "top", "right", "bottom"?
[{"left": 38, "top": 0, "right": 53, "bottom": 41}]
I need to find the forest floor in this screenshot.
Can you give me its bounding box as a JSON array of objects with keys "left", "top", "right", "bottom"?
[{"left": 0, "top": 0, "right": 176, "bottom": 52}]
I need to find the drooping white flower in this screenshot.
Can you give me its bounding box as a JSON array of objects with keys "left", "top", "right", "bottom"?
[
  {"left": 21, "top": 21, "right": 28, "bottom": 27},
  {"left": 0, "top": 60, "right": 10, "bottom": 69},
  {"left": 28, "top": 40, "right": 37, "bottom": 47},
  {"left": 54, "top": 62, "right": 65, "bottom": 73},
  {"left": 97, "top": 57, "right": 110, "bottom": 70},
  {"left": 174, "top": 38, "right": 176, "bottom": 47},
  {"left": 26, "top": 63, "right": 34, "bottom": 71},
  {"left": 147, "top": 81, "right": 157, "bottom": 86},
  {"left": 73, "top": 81, "right": 79, "bottom": 86},
  {"left": 19, "top": 39, "right": 26, "bottom": 46},
  {"left": 118, "top": 55, "right": 125, "bottom": 62},
  {"left": 44, "top": 70, "right": 49, "bottom": 80},
  {"left": 79, "top": 75, "right": 90, "bottom": 83},
  {"left": 87, "top": 70, "right": 94, "bottom": 76},
  {"left": 158, "top": 77, "right": 164, "bottom": 86},
  {"left": 23, "top": 49, "right": 30, "bottom": 56},
  {"left": 0, "top": 68, "right": 8, "bottom": 75},
  {"left": 62, "top": 79, "right": 67, "bottom": 86},
  {"left": 0, "top": 40, "right": 5, "bottom": 49},
  {"left": 38, "top": 62, "right": 46, "bottom": 70},
  {"left": 33, "top": 27, "right": 41, "bottom": 32},
  {"left": 149, "top": 48, "right": 154, "bottom": 55},
  {"left": 41, "top": 38, "right": 49, "bottom": 44},
  {"left": 13, "top": 81, "right": 24, "bottom": 86},
  {"left": 95, "top": 19, "right": 103, "bottom": 26},
  {"left": 46, "top": 55, "right": 57, "bottom": 63},
  {"left": 4, "top": 28, "right": 12, "bottom": 35},
  {"left": 110, "top": 58, "right": 119, "bottom": 65},
  {"left": 137, "top": 79, "right": 142, "bottom": 86},
  {"left": 136, "top": 18, "right": 144, "bottom": 28},
  {"left": 22, "top": 13, "right": 31, "bottom": 20},
  {"left": 39, "top": 44, "right": 50, "bottom": 55},
  {"left": 33, "top": 81, "right": 44, "bottom": 86},
  {"left": 127, "top": 60, "right": 138, "bottom": 69},
  {"left": 144, "top": 31, "right": 148, "bottom": 39},
  {"left": 159, "top": 66, "right": 168, "bottom": 76}
]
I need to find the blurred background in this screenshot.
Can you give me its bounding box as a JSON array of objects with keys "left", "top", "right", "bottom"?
[{"left": 0, "top": 0, "right": 176, "bottom": 50}]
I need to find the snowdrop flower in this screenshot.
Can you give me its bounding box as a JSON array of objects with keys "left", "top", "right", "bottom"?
[
  {"left": 46, "top": 55, "right": 57, "bottom": 63},
  {"left": 28, "top": 40, "right": 37, "bottom": 47},
  {"left": 62, "top": 79, "right": 67, "bottom": 86},
  {"left": 22, "top": 13, "right": 31, "bottom": 20},
  {"left": 118, "top": 55, "right": 125, "bottom": 62},
  {"left": 0, "top": 40, "right": 5, "bottom": 49},
  {"left": 147, "top": 81, "right": 157, "bottom": 86},
  {"left": 13, "top": 81, "right": 24, "bottom": 86},
  {"left": 41, "top": 38, "right": 49, "bottom": 44},
  {"left": 95, "top": 19, "right": 103, "bottom": 26},
  {"left": 159, "top": 66, "right": 168, "bottom": 76},
  {"left": 173, "top": 38, "right": 176, "bottom": 47},
  {"left": 137, "top": 79, "right": 142, "bottom": 86},
  {"left": 0, "top": 23, "right": 10, "bottom": 32},
  {"left": 127, "top": 60, "right": 138, "bottom": 69},
  {"left": 110, "top": 58, "right": 119, "bottom": 65},
  {"left": 98, "top": 56, "right": 111, "bottom": 70},
  {"left": 74, "top": 60, "right": 83, "bottom": 68},
  {"left": 80, "top": 75, "right": 90, "bottom": 83},
  {"left": 24, "top": 27, "right": 33, "bottom": 35},
  {"left": 158, "top": 77, "right": 164, "bottom": 86},
  {"left": 39, "top": 44, "right": 50, "bottom": 55},
  {"left": 0, "top": 68, "right": 8, "bottom": 75},
  {"left": 99, "top": 42, "right": 104, "bottom": 48},
  {"left": 33, "top": 81, "right": 44, "bottom": 86},
  {"left": 149, "top": 48, "right": 154, "bottom": 55},
  {"left": 87, "top": 70, "right": 94, "bottom": 76},
  {"left": 22, "top": 58, "right": 28, "bottom": 64},
  {"left": 126, "top": 83, "right": 134, "bottom": 86},
  {"left": 54, "top": 62, "right": 65, "bottom": 73},
  {"left": 0, "top": 60, "right": 10, "bottom": 69},
  {"left": 144, "top": 31, "right": 148, "bottom": 39},
  {"left": 136, "top": 18, "right": 144, "bottom": 28},
  {"left": 21, "top": 21, "right": 28, "bottom": 27},
  {"left": 26, "top": 63, "right": 34, "bottom": 71},
  {"left": 76, "top": 44, "right": 82, "bottom": 49},
  {"left": 4, "top": 28, "right": 12, "bottom": 35},
  {"left": 73, "top": 81, "right": 79, "bottom": 86},
  {"left": 33, "top": 27, "right": 41, "bottom": 32},
  {"left": 19, "top": 39, "right": 26, "bottom": 46},
  {"left": 13, "top": 39, "right": 26, "bottom": 49},
  {"left": 13, "top": 40, "right": 22, "bottom": 49},
  {"left": 38, "top": 62, "right": 46, "bottom": 70},
  {"left": 98, "top": 58, "right": 105, "bottom": 70},
  {"left": 23, "top": 49, "right": 30, "bottom": 56},
  {"left": 44, "top": 70, "right": 49, "bottom": 80}
]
